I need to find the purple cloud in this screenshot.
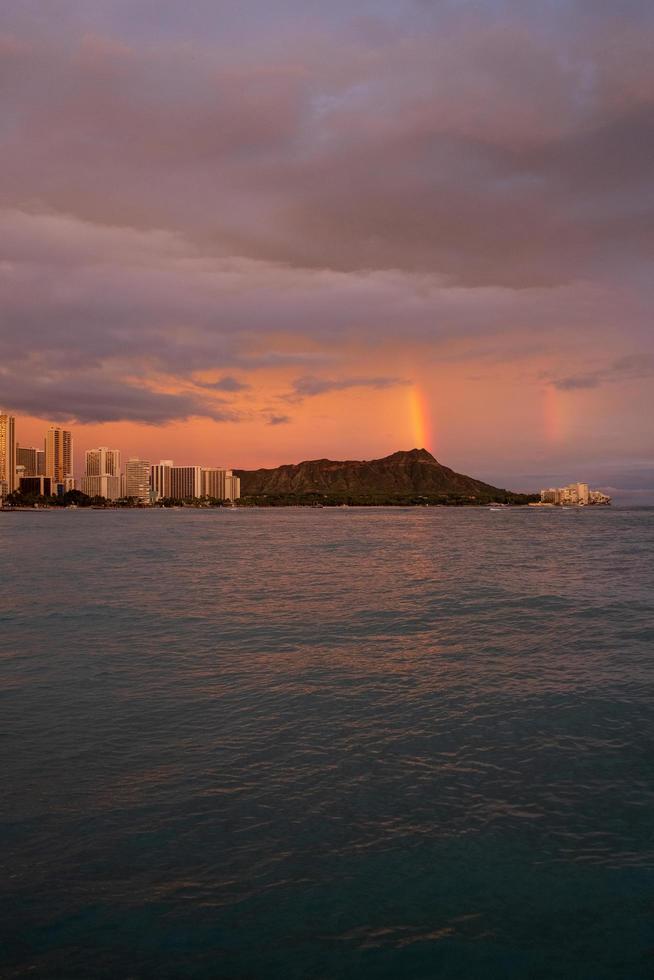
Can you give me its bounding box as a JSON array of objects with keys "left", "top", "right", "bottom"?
[{"left": 289, "top": 376, "right": 408, "bottom": 399}]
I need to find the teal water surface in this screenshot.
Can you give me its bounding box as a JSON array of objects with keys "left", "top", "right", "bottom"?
[{"left": 1, "top": 507, "right": 653, "bottom": 978}]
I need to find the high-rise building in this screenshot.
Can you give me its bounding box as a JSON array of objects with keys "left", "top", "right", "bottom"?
[
  {"left": 0, "top": 414, "right": 17, "bottom": 495},
  {"left": 124, "top": 459, "right": 151, "bottom": 503},
  {"left": 45, "top": 427, "right": 73, "bottom": 484},
  {"left": 151, "top": 460, "right": 174, "bottom": 501},
  {"left": 199, "top": 468, "right": 241, "bottom": 501},
  {"left": 224, "top": 471, "right": 241, "bottom": 502},
  {"left": 84, "top": 447, "right": 120, "bottom": 477},
  {"left": 80, "top": 447, "right": 122, "bottom": 500},
  {"left": 201, "top": 467, "right": 227, "bottom": 500},
  {"left": 19, "top": 476, "right": 54, "bottom": 497},
  {"left": 574, "top": 483, "right": 590, "bottom": 505},
  {"left": 170, "top": 466, "right": 203, "bottom": 500},
  {"left": 539, "top": 482, "right": 611, "bottom": 506},
  {"left": 17, "top": 446, "right": 42, "bottom": 477},
  {"left": 559, "top": 482, "right": 590, "bottom": 505},
  {"left": 80, "top": 474, "right": 122, "bottom": 500}
]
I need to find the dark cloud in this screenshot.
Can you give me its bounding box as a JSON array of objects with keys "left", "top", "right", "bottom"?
[
  {"left": 2, "top": 2, "right": 654, "bottom": 287},
  {"left": 553, "top": 374, "right": 600, "bottom": 392},
  {"left": 551, "top": 355, "right": 654, "bottom": 391},
  {"left": 0, "top": 369, "right": 239, "bottom": 425},
  {"left": 267, "top": 414, "right": 292, "bottom": 426},
  {"left": 199, "top": 376, "right": 251, "bottom": 392},
  {"left": 289, "top": 376, "right": 407, "bottom": 399}
]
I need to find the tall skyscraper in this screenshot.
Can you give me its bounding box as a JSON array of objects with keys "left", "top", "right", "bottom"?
[
  {"left": 124, "top": 458, "right": 151, "bottom": 503},
  {"left": 0, "top": 414, "right": 17, "bottom": 495},
  {"left": 45, "top": 427, "right": 73, "bottom": 484},
  {"left": 80, "top": 447, "right": 122, "bottom": 500},
  {"left": 151, "top": 460, "right": 174, "bottom": 501}
]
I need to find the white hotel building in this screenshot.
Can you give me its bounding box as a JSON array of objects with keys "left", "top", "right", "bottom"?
[{"left": 540, "top": 482, "right": 610, "bottom": 505}]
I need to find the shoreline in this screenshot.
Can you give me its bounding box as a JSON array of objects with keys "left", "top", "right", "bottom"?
[{"left": 1, "top": 502, "right": 617, "bottom": 513}]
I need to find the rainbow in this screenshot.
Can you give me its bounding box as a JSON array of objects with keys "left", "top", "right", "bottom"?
[
  {"left": 408, "top": 385, "right": 433, "bottom": 451},
  {"left": 543, "top": 385, "right": 563, "bottom": 444}
]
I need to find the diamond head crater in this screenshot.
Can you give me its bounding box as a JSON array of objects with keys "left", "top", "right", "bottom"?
[{"left": 236, "top": 449, "right": 536, "bottom": 506}]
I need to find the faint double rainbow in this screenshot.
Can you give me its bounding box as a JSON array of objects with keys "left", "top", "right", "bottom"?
[{"left": 409, "top": 381, "right": 566, "bottom": 453}]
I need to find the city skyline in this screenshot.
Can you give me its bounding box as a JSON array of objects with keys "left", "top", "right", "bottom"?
[
  {"left": 8, "top": 416, "right": 239, "bottom": 480},
  {"left": 2, "top": 2, "right": 653, "bottom": 502},
  {"left": 3, "top": 415, "right": 242, "bottom": 503},
  {"left": 0, "top": 411, "right": 616, "bottom": 506}
]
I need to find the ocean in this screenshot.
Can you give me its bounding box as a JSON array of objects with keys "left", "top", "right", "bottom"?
[{"left": 1, "top": 507, "right": 653, "bottom": 979}]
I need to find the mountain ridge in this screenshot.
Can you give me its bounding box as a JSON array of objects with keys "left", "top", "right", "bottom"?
[{"left": 235, "top": 448, "right": 528, "bottom": 502}]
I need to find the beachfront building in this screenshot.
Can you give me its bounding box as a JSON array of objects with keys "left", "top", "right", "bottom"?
[
  {"left": 80, "top": 447, "right": 121, "bottom": 500},
  {"left": 224, "top": 471, "right": 241, "bottom": 502},
  {"left": 45, "top": 427, "right": 74, "bottom": 487},
  {"left": 19, "top": 476, "right": 54, "bottom": 497},
  {"left": 80, "top": 447, "right": 122, "bottom": 500},
  {"left": 170, "top": 465, "right": 203, "bottom": 501},
  {"left": 151, "top": 460, "right": 174, "bottom": 501},
  {"left": 560, "top": 482, "right": 589, "bottom": 505},
  {"left": 0, "top": 414, "right": 17, "bottom": 497},
  {"left": 539, "top": 482, "right": 610, "bottom": 505},
  {"left": 124, "top": 458, "right": 151, "bottom": 503},
  {"left": 150, "top": 464, "right": 241, "bottom": 502},
  {"left": 201, "top": 467, "right": 225, "bottom": 500},
  {"left": 84, "top": 447, "right": 120, "bottom": 477},
  {"left": 16, "top": 445, "right": 43, "bottom": 477},
  {"left": 200, "top": 467, "right": 232, "bottom": 500},
  {"left": 80, "top": 474, "right": 122, "bottom": 500}
]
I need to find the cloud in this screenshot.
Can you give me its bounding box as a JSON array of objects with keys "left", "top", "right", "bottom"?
[
  {"left": 0, "top": 0, "right": 653, "bottom": 455},
  {"left": 553, "top": 374, "right": 602, "bottom": 392},
  {"left": 2, "top": 3, "right": 654, "bottom": 290},
  {"left": 289, "top": 375, "right": 408, "bottom": 400},
  {"left": 551, "top": 354, "right": 654, "bottom": 391},
  {"left": 0, "top": 204, "right": 650, "bottom": 424},
  {"left": 0, "top": 368, "right": 239, "bottom": 425},
  {"left": 199, "top": 376, "right": 251, "bottom": 392},
  {"left": 267, "top": 414, "right": 291, "bottom": 426}
]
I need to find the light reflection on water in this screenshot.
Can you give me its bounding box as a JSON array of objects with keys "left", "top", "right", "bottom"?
[{"left": 1, "top": 507, "right": 653, "bottom": 978}]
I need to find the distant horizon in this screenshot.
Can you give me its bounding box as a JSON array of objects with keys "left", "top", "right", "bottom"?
[{"left": 5, "top": 411, "right": 650, "bottom": 503}]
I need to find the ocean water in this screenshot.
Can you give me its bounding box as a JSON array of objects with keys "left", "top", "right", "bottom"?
[{"left": 1, "top": 506, "right": 653, "bottom": 979}]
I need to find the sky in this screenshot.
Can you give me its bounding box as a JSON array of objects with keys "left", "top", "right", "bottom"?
[{"left": 1, "top": 0, "right": 653, "bottom": 499}]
